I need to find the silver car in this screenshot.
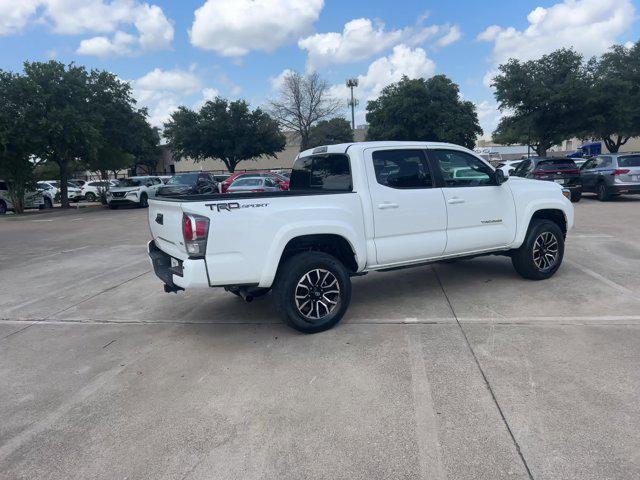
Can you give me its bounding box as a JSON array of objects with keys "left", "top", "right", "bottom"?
[
  {"left": 580, "top": 153, "right": 640, "bottom": 201},
  {"left": 226, "top": 177, "right": 281, "bottom": 193}
]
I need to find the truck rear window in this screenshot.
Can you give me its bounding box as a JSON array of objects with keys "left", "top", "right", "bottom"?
[{"left": 290, "top": 154, "right": 352, "bottom": 191}]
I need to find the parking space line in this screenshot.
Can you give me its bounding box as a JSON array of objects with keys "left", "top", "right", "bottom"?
[
  {"left": 565, "top": 259, "right": 640, "bottom": 303},
  {"left": 406, "top": 330, "right": 447, "bottom": 480},
  {"left": 432, "top": 265, "right": 536, "bottom": 480}
]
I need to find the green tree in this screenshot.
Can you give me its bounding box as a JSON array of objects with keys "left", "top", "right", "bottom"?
[
  {"left": 492, "top": 49, "right": 590, "bottom": 156},
  {"left": 307, "top": 117, "right": 354, "bottom": 148},
  {"left": 0, "top": 71, "right": 38, "bottom": 214},
  {"left": 366, "top": 75, "right": 482, "bottom": 148},
  {"left": 585, "top": 41, "right": 640, "bottom": 152},
  {"left": 23, "top": 61, "right": 100, "bottom": 208},
  {"left": 164, "top": 97, "right": 285, "bottom": 172}
]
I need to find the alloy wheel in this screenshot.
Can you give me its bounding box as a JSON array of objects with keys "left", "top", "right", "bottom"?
[
  {"left": 532, "top": 231, "right": 559, "bottom": 271},
  {"left": 294, "top": 269, "right": 341, "bottom": 321}
]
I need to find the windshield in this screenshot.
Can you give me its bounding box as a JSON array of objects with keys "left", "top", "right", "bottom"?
[
  {"left": 118, "top": 178, "right": 143, "bottom": 187},
  {"left": 537, "top": 159, "right": 577, "bottom": 170},
  {"left": 166, "top": 173, "right": 199, "bottom": 185},
  {"left": 619, "top": 155, "right": 640, "bottom": 167}
]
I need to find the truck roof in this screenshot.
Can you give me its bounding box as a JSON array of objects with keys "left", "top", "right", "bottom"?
[{"left": 298, "top": 141, "right": 473, "bottom": 158}]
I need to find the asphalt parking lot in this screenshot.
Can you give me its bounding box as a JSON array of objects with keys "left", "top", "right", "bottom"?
[{"left": 1, "top": 195, "right": 639, "bottom": 480}]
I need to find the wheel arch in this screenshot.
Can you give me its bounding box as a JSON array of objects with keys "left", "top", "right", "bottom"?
[{"left": 259, "top": 228, "right": 364, "bottom": 288}]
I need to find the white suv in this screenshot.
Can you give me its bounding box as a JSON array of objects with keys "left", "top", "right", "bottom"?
[
  {"left": 0, "top": 180, "right": 46, "bottom": 213},
  {"left": 106, "top": 176, "right": 162, "bottom": 209},
  {"left": 37, "top": 180, "right": 82, "bottom": 204},
  {"left": 80, "top": 180, "right": 117, "bottom": 202}
]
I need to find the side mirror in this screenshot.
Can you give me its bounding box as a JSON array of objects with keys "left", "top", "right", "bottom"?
[{"left": 495, "top": 169, "right": 508, "bottom": 185}]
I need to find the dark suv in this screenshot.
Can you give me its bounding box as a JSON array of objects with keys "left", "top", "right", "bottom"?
[
  {"left": 580, "top": 153, "right": 640, "bottom": 201},
  {"left": 511, "top": 157, "right": 582, "bottom": 202},
  {"left": 156, "top": 172, "right": 217, "bottom": 197}
]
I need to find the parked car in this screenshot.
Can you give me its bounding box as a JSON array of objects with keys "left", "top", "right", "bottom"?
[
  {"left": 580, "top": 153, "right": 640, "bottom": 201},
  {"left": 510, "top": 157, "right": 582, "bottom": 202},
  {"left": 157, "top": 173, "right": 217, "bottom": 197},
  {"left": 80, "top": 180, "right": 115, "bottom": 202},
  {"left": 226, "top": 177, "right": 282, "bottom": 193},
  {"left": 106, "top": 176, "right": 162, "bottom": 209},
  {"left": 0, "top": 180, "right": 45, "bottom": 213},
  {"left": 37, "top": 180, "right": 83, "bottom": 203},
  {"left": 147, "top": 141, "right": 574, "bottom": 334},
  {"left": 220, "top": 171, "right": 289, "bottom": 192},
  {"left": 496, "top": 160, "right": 522, "bottom": 176}
]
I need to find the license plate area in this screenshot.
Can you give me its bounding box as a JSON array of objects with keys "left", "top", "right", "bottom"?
[{"left": 554, "top": 179, "right": 565, "bottom": 184}]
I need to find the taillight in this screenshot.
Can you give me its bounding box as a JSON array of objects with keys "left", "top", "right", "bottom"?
[
  {"left": 532, "top": 170, "right": 545, "bottom": 176},
  {"left": 182, "top": 213, "right": 209, "bottom": 256},
  {"left": 613, "top": 169, "right": 630, "bottom": 175}
]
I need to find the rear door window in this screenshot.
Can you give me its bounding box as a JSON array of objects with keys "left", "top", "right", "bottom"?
[
  {"left": 290, "top": 154, "right": 352, "bottom": 191},
  {"left": 372, "top": 149, "right": 432, "bottom": 189}
]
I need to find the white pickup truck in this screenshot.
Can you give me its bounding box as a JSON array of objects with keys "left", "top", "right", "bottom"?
[{"left": 148, "top": 141, "right": 574, "bottom": 333}]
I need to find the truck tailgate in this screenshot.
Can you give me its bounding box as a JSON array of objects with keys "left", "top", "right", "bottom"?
[{"left": 148, "top": 200, "right": 187, "bottom": 260}]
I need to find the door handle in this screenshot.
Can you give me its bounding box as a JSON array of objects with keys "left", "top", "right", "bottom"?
[
  {"left": 377, "top": 202, "right": 399, "bottom": 210},
  {"left": 447, "top": 197, "right": 465, "bottom": 205}
]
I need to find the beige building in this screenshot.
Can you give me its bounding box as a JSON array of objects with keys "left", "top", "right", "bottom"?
[{"left": 154, "top": 128, "right": 368, "bottom": 174}]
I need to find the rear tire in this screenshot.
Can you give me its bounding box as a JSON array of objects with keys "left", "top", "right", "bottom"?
[
  {"left": 273, "top": 252, "right": 351, "bottom": 333},
  {"left": 85, "top": 192, "right": 96, "bottom": 202},
  {"left": 0, "top": 200, "right": 6, "bottom": 214},
  {"left": 596, "top": 183, "right": 610, "bottom": 201},
  {"left": 512, "top": 219, "right": 564, "bottom": 280}
]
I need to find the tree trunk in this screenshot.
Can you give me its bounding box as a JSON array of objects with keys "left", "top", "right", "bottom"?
[
  {"left": 299, "top": 131, "right": 310, "bottom": 152},
  {"left": 535, "top": 145, "right": 547, "bottom": 157},
  {"left": 604, "top": 135, "right": 630, "bottom": 153},
  {"left": 58, "top": 160, "right": 70, "bottom": 208}
]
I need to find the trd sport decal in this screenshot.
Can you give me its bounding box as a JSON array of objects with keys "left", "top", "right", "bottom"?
[{"left": 205, "top": 202, "right": 269, "bottom": 212}]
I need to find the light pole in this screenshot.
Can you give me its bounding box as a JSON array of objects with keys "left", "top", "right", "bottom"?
[{"left": 346, "top": 78, "right": 359, "bottom": 130}]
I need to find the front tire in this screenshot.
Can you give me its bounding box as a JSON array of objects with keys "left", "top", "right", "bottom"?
[
  {"left": 108, "top": 203, "right": 119, "bottom": 210},
  {"left": 511, "top": 219, "right": 564, "bottom": 280},
  {"left": 0, "top": 200, "right": 6, "bottom": 214},
  {"left": 85, "top": 192, "right": 96, "bottom": 202},
  {"left": 273, "top": 252, "right": 351, "bottom": 333},
  {"left": 571, "top": 191, "right": 581, "bottom": 203},
  {"left": 43, "top": 197, "right": 53, "bottom": 209},
  {"left": 139, "top": 193, "right": 148, "bottom": 208}
]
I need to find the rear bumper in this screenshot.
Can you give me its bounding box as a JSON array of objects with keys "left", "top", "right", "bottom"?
[{"left": 147, "top": 240, "right": 210, "bottom": 291}]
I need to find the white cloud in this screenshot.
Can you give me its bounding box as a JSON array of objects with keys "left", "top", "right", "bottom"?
[
  {"left": 190, "top": 0, "right": 324, "bottom": 56},
  {"left": 478, "top": 0, "right": 636, "bottom": 65},
  {"left": 269, "top": 69, "right": 295, "bottom": 91},
  {"left": 358, "top": 44, "right": 436, "bottom": 99},
  {"left": 436, "top": 25, "right": 461, "bottom": 47},
  {"left": 327, "top": 44, "right": 437, "bottom": 125},
  {"left": 131, "top": 68, "right": 203, "bottom": 127},
  {"left": 0, "top": 0, "right": 40, "bottom": 35},
  {"left": 475, "top": 100, "right": 503, "bottom": 138},
  {"left": 0, "top": 0, "right": 173, "bottom": 56},
  {"left": 298, "top": 18, "right": 403, "bottom": 70},
  {"left": 299, "top": 17, "right": 461, "bottom": 70}
]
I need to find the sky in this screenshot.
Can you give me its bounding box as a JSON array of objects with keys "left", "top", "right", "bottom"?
[{"left": 1, "top": 0, "right": 639, "bottom": 139}]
